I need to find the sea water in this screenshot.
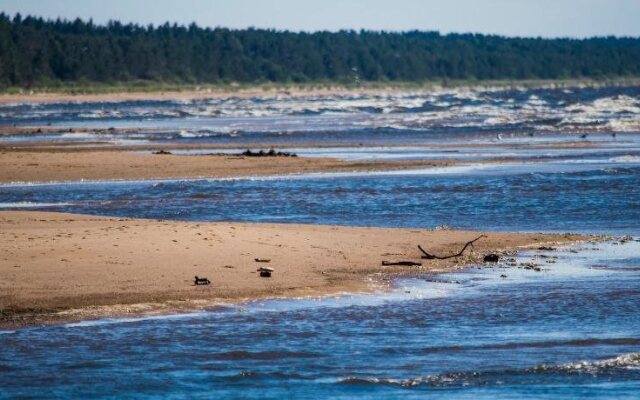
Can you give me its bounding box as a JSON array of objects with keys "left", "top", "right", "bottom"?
[
  {"left": 1, "top": 161, "right": 640, "bottom": 234},
  {"left": 1, "top": 85, "right": 640, "bottom": 146},
  {"left": 1, "top": 86, "right": 640, "bottom": 398},
  {"left": 1, "top": 241, "right": 639, "bottom": 398}
]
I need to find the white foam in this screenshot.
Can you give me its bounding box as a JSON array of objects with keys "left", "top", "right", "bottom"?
[
  {"left": 62, "top": 311, "right": 205, "bottom": 328},
  {"left": 241, "top": 278, "right": 460, "bottom": 314},
  {"left": 611, "top": 155, "right": 640, "bottom": 163},
  {"left": 60, "top": 132, "right": 97, "bottom": 139},
  {"left": 543, "top": 352, "right": 640, "bottom": 372},
  {"left": 0, "top": 201, "right": 73, "bottom": 208},
  {"left": 177, "top": 130, "right": 200, "bottom": 138}
]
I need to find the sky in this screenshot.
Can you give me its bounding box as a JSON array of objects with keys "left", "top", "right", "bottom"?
[{"left": 1, "top": 0, "right": 639, "bottom": 38}]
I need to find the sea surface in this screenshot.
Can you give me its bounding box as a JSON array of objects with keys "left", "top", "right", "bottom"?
[
  {"left": 2, "top": 85, "right": 640, "bottom": 146},
  {"left": 1, "top": 86, "right": 640, "bottom": 398},
  {"left": 1, "top": 161, "right": 640, "bottom": 235},
  {"left": 1, "top": 240, "right": 639, "bottom": 399}
]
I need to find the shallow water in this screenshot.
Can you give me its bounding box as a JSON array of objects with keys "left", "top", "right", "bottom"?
[
  {"left": 2, "top": 86, "right": 640, "bottom": 398},
  {"left": 136, "top": 133, "right": 640, "bottom": 163},
  {"left": 2, "top": 161, "right": 640, "bottom": 234},
  {"left": 1, "top": 241, "right": 639, "bottom": 398}
]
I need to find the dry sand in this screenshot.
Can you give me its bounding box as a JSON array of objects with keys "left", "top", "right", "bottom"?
[
  {"left": 0, "top": 150, "right": 454, "bottom": 183},
  {"left": 0, "top": 211, "right": 586, "bottom": 329}
]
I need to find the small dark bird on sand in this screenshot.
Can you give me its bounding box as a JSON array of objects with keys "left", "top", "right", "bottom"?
[{"left": 194, "top": 276, "right": 211, "bottom": 285}]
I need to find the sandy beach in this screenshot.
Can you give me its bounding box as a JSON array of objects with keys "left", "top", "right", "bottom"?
[{"left": 0, "top": 211, "right": 585, "bottom": 328}]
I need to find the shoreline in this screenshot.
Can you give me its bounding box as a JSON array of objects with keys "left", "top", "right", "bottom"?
[
  {"left": 0, "top": 211, "right": 588, "bottom": 329},
  {"left": 0, "top": 137, "right": 614, "bottom": 185},
  {"left": 1, "top": 77, "right": 639, "bottom": 105}
]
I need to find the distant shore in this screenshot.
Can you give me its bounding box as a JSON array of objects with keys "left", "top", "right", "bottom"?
[
  {"left": 0, "top": 211, "right": 587, "bottom": 329},
  {"left": 1, "top": 77, "right": 639, "bottom": 104}
]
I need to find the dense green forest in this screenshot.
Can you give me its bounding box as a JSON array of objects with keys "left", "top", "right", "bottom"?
[{"left": 1, "top": 13, "right": 640, "bottom": 88}]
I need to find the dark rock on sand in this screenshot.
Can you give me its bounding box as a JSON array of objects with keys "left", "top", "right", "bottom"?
[{"left": 483, "top": 254, "right": 500, "bottom": 263}]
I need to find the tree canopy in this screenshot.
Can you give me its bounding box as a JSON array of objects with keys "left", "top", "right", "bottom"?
[{"left": 1, "top": 13, "right": 640, "bottom": 87}]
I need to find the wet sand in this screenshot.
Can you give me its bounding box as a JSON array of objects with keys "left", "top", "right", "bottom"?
[
  {"left": 0, "top": 137, "right": 610, "bottom": 184},
  {"left": 0, "top": 150, "right": 457, "bottom": 184},
  {"left": 0, "top": 211, "right": 586, "bottom": 328}
]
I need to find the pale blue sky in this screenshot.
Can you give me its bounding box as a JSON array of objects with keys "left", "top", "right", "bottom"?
[{"left": 1, "top": 0, "right": 639, "bottom": 38}]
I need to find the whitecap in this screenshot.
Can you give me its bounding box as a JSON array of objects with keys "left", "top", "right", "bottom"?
[
  {"left": 536, "top": 352, "right": 640, "bottom": 373},
  {"left": 341, "top": 352, "right": 640, "bottom": 388},
  {"left": 177, "top": 130, "right": 199, "bottom": 138},
  {"left": 62, "top": 311, "right": 204, "bottom": 328},
  {"left": 611, "top": 155, "right": 640, "bottom": 163},
  {"left": 0, "top": 201, "right": 73, "bottom": 208}
]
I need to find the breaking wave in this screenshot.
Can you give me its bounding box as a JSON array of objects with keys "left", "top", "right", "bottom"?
[
  {"left": 341, "top": 352, "right": 640, "bottom": 388},
  {"left": 2, "top": 86, "right": 640, "bottom": 135},
  {"left": 0, "top": 201, "right": 74, "bottom": 208}
]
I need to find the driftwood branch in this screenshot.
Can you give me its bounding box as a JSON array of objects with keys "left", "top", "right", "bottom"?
[
  {"left": 381, "top": 260, "right": 422, "bottom": 266},
  {"left": 418, "top": 235, "right": 486, "bottom": 260}
]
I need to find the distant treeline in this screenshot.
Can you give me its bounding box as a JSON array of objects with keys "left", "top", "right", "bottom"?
[{"left": 2, "top": 13, "right": 640, "bottom": 88}]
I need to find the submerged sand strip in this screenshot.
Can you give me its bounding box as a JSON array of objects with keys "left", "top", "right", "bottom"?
[
  {"left": 0, "top": 151, "right": 455, "bottom": 184},
  {"left": 0, "top": 211, "right": 586, "bottom": 328}
]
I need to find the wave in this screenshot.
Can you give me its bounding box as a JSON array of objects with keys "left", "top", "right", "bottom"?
[
  {"left": 62, "top": 311, "right": 205, "bottom": 328},
  {"left": 534, "top": 352, "right": 640, "bottom": 373},
  {"left": 207, "top": 350, "right": 320, "bottom": 361},
  {"left": 177, "top": 130, "right": 203, "bottom": 138},
  {"left": 0, "top": 201, "right": 73, "bottom": 208},
  {"left": 4, "top": 87, "right": 640, "bottom": 133},
  {"left": 611, "top": 155, "right": 640, "bottom": 163},
  {"left": 60, "top": 132, "right": 100, "bottom": 139},
  {"left": 411, "top": 337, "right": 640, "bottom": 354},
  {"left": 341, "top": 352, "right": 640, "bottom": 388},
  {"left": 221, "top": 370, "right": 311, "bottom": 382}
]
